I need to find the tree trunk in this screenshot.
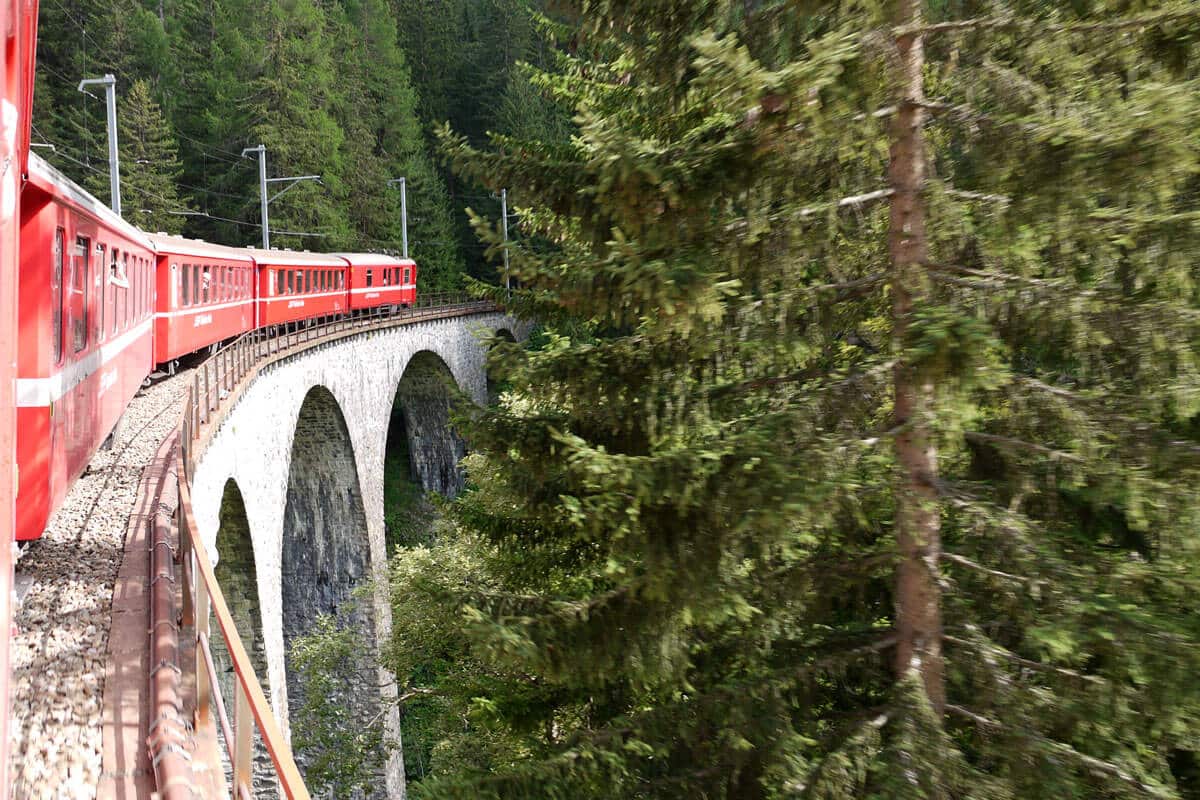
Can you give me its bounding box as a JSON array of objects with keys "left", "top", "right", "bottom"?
[{"left": 888, "top": 0, "right": 944, "bottom": 715}]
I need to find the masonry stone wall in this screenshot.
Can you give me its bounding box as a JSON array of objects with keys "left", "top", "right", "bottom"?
[{"left": 188, "top": 312, "right": 529, "bottom": 799}]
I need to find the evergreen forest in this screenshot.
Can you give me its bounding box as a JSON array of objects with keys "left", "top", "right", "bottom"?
[
  {"left": 31, "top": 0, "right": 563, "bottom": 288},
  {"left": 35, "top": 0, "right": 1200, "bottom": 798}
]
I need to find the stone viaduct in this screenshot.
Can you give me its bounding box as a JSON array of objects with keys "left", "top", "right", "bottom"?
[{"left": 185, "top": 311, "right": 529, "bottom": 796}]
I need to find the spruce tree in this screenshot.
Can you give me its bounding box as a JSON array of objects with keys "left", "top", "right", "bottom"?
[
  {"left": 386, "top": 1, "right": 1200, "bottom": 797},
  {"left": 329, "top": 0, "right": 465, "bottom": 287},
  {"left": 119, "top": 79, "right": 191, "bottom": 233}
]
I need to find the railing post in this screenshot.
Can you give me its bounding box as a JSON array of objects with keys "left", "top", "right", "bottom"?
[
  {"left": 179, "top": 516, "right": 194, "bottom": 629},
  {"left": 233, "top": 679, "right": 253, "bottom": 795},
  {"left": 194, "top": 553, "right": 212, "bottom": 732}
]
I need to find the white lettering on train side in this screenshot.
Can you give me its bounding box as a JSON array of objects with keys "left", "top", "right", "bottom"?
[
  {"left": 194, "top": 314, "right": 214, "bottom": 327},
  {"left": 288, "top": 300, "right": 305, "bottom": 309},
  {"left": 98, "top": 369, "right": 117, "bottom": 396},
  {"left": 366, "top": 292, "right": 379, "bottom": 299}
]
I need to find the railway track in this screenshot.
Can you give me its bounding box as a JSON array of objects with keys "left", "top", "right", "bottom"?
[{"left": 8, "top": 369, "right": 193, "bottom": 799}]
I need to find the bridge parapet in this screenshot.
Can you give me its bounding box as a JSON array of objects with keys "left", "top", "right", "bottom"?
[{"left": 146, "top": 294, "right": 514, "bottom": 799}]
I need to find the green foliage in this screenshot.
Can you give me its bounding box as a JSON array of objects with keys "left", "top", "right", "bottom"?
[
  {"left": 290, "top": 614, "right": 390, "bottom": 797},
  {"left": 384, "top": 403, "right": 439, "bottom": 550},
  {"left": 384, "top": 1, "right": 1200, "bottom": 798},
  {"left": 31, "top": 0, "right": 475, "bottom": 274},
  {"left": 119, "top": 79, "right": 192, "bottom": 233}
]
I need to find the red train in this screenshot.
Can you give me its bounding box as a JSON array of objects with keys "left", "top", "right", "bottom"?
[{"left": 14, "top": 151, "right": 419, "bottom": 541}]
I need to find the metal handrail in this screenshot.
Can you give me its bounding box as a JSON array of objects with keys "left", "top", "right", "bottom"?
[{"left": 155, "top": 294, "right": 495, "bottom": 798}]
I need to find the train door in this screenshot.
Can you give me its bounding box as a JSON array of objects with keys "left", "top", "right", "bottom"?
[
  {"left": 49, "top": 228, "right": 64, "bottom": 468},
  {"left": 65, "top": 235, "right": 90, "bottom": 473}
]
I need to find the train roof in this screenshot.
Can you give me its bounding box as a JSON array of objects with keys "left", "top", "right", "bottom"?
[
  {"left": 238, "top": 247, "right": 351, "bottom": 267},
  {"left": 335, "top": 253, "right": 416, "bottom": 267},
  {"left": 27, "top": 152, "right": 154, "bottom": 250},
  {"left": 146, "top": 232, "right": 257, "bottom": 263}
]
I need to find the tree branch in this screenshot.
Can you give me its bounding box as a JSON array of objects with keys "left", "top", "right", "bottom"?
[
  {"left": 941, "top": 552, "right": 1030, "bottom": 584},
  {"left": 798, "top": 188, "right": 894, "bottom": 219},
  {"left": 945, "top": 705, "right": 1157, "bottom": 794},
  {"left": 944, "top": 633, "right": 1104, "bottom": 685},
  {"left": 710, "top": 358, "right": 895, "bottom": 399},
  {"left": 943, "top": 188, "right": 1011, "bottom": 204},
  {"left": 964, "top": 431, "right": 1084, "bottom": 463},
  {"left": 896, "top": 8, "right": 1200, "bottom": 37},
  {"left": 924, "top": 261, "right": 1072, "bottom": 290}
]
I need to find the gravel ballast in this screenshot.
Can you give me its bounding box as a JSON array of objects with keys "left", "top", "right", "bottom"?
[{"left": 9, "top": 371, "right": 191, "bottom": 799}]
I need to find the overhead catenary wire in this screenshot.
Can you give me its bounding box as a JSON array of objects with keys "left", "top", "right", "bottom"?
[
  {"left": 45, "top": 143, "right": 331, "bottom": 239},
  {"left": 40, "top": 0, "right": 250, "bottom": 167}
]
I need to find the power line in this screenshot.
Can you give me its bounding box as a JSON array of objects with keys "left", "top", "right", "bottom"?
[{"left": 39, "top": 0, "right": 248, "bottom": 168}]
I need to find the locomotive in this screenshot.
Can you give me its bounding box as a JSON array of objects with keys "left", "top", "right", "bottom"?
[{"left": 14, "top": 150, "right": 418, "bottom": 542}]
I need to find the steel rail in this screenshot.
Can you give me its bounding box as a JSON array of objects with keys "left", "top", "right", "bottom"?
[{"left": 151, "top": 294, "right": 498, "bottom": 798}]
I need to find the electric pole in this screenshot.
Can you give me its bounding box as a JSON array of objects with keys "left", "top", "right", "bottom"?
[
  {"left": 242, "top": 144, "right": 321, "bottom": 250},
  {"left": 78, "top": 75, "right": 120, "bottom": 216},
  {"left": 242, "top": 145, "right": 270, "bottom": 249},
  {"left": 388, "top": 177, "right": 408, "bottom": 258},
  {"left": 501, "top": 188, "right": 510, "bottom": 290}
]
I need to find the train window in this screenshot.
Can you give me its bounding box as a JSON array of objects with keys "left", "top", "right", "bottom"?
[
  {"left": 111, "top": 248, "right": 121, "bottom": 335},
  {"left": 123, "top": 253, "right": 132, "bottom": 327},
  {"left": 338, "top": 271, "right": 345, "bottom": 289},
  {"left": 404, "top": 268, "right": 410, "bottom": 284},
  {"left": 201, "top": 268, "right": 210, "bottom": 304},
  {"left": 382, "top": 269, "right": 390, "bottom": 287},
  {"left": 115, "top": 252, "right": 124, "bottom": 332},
  {"left": 96, "top": 243, "right": 107, "bottom": 339},
  {"left": 181, "top": 264, "right": 190, "bottom": 307},
  {"left": 192, "top": 265, "right": 200, "bottom": 306},
  {"left": 74, "top": 236, "right": 90, "bottom": 353},
  {"left": 53, "top": 229, "right": 64, "bottom": 363},
  {"left": 365, "top": 269, "right": 373, "bottom": 288}
]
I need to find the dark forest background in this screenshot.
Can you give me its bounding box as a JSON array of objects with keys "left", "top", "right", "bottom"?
[{"left": 30, "top": 0, "right": 563, "bottom": 290}]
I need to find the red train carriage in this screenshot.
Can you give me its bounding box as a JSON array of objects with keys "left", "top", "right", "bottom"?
[
  {"left": 342, "top": 253, "right": 417, "bottom": 311},
  {"left": 149, "top": 233, "right": 256, "bottom": 369},
  {"left": 251, "top": 248, "right": 349, "bottom": 326},
  {"left": 15, "top": 152, "right": 156, "bottom": 540},
  {"left": 1, "top": 0, "right": 39, "bottom": 782}
]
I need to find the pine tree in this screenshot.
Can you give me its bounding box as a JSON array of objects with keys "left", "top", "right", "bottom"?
[
  {"left": 119, "top": 79, "right": 191, "bottom": 233},
  {"left": 388, "top": 1, "right": 1200, "bottom": 797},
  {"left": 329, "top": 0, "right": 465, "bottom": 287}
]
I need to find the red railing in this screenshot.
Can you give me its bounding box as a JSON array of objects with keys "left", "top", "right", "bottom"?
[{"left": 151, "top": 294, "right": 495, "bottom": 798}]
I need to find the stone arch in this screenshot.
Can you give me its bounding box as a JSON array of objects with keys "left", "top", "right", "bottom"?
[
  {"left": 486, "top": 328, "right": 518, "bottom": 405},
  {"left": 211, "top": 479, "right": 276, "bottom": 796},
  {"left": 280, "top": 385, "right": 379, "bottom": 777},
  {"left": 390, "top": 350, "right": 467, "bottom": 499}
]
